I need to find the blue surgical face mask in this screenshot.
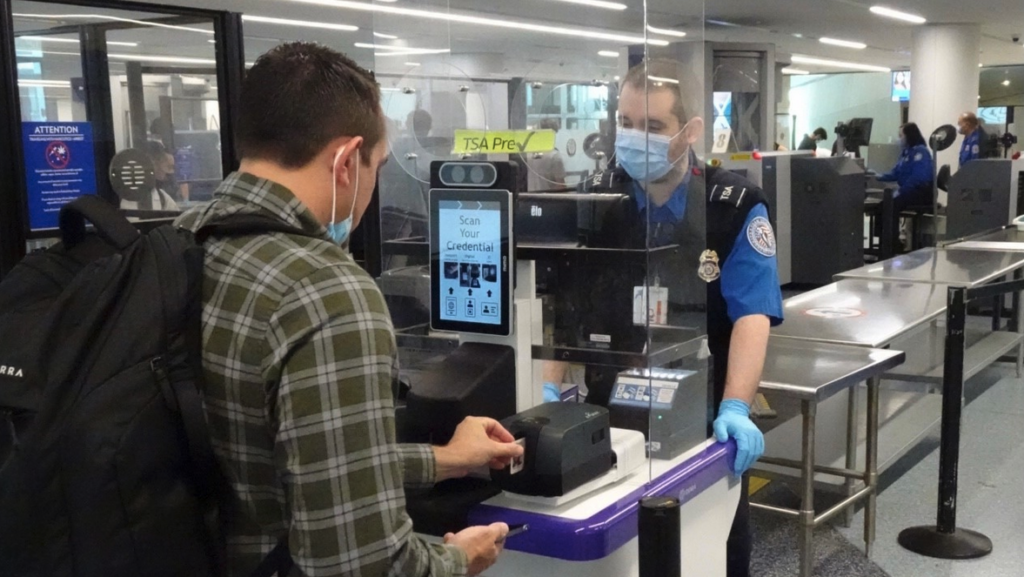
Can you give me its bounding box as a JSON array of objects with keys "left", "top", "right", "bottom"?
[
  {"left": 328, "top": 146, "right": 360, "bottom": 246},
  {"left": 614, "top": 127, "right": 684, "bottom": 182}
]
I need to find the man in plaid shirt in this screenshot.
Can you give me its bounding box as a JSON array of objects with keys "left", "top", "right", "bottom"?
[{"left": 176, "top": 43, "right": 522, "bottom": 577}]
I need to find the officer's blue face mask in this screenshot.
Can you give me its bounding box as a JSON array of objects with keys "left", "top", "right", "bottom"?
[
  {"left": 328, "top": 146, "right": 360, "bottom": 246},
  {"left": 614, "top": 127, "right": 687, "bottom": 183}
]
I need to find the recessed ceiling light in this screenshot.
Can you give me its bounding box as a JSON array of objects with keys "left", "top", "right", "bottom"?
[
  {"left": 598, "top": 50, "right": 619, "bottom": 57},
  {"left": 819, "top": 37, "right": 867, "bottom": 50},
  {"left": 284, "top": 0, "right": 669, "bottom": 46},
  {"left": 17, "top": 35, "right": 138, "bottom": 47},
  {"left": 791, "top": 55, "right": 891, "bottom": 72},
  {"left": 869, "top": 6, "right": 927, "bottom": 24},
  {"left": 647, "top": 25, "right": 686, "bottom": 38},
  {"left": 242, "top": 14, "right": 358, "bottom": 32},
  {"left": 1003, "top": 79, "right": 1011, "bottom": 86},
  {"left": 405, "top": 62, "right": 420, "bottom": 66},
  {"left": 614, "top": 75, "right": 621, "bottom": 80},
  {"left": 782, "top": 68, "right": 810, "bottom": 75},
  {"left": 373, "top": 32, "right": 398, "bottom": 39}
]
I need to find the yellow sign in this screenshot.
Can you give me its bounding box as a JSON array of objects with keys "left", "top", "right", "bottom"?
[
  {"left": 453, "top": 129, "right": 556, "bottom": 155},
  {"left": 729, "top": 153, "right": 753, "bottom": 161}
]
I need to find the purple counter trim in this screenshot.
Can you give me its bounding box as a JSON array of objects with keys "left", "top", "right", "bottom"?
[{"left": 468, "top": 440, "right": 737, "bottom": 562}]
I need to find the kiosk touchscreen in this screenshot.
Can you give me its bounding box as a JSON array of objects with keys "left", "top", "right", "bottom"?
[{"left": 429, "top": 186, "right": 513, "bottom": 336}]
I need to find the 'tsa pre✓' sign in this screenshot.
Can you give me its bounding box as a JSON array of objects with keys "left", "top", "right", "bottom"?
[
  {"left": 22, "top": 122, "right": 98, "bottom": 231},
  {"left": 453, "top": 129, "right": 556, "bottom": 155}
]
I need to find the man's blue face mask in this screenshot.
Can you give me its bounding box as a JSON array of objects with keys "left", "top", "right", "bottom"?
[{"left": 614, "top": 127, "right": 687, "bottom": 183}]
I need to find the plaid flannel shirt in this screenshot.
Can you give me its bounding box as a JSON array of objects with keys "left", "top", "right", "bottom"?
[{"left": 175, "top": 172, "right": 467, "bottom": 577}]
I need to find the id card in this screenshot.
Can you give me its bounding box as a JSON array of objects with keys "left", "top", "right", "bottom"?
[
  {"left": 510, "top": 438, "right": 526, "bottom": 475},
  {"left": 633, "top": 286, "right": 669, "bottom": 326}
]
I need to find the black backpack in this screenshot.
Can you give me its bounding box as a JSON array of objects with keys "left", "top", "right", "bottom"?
[{"left": 0, "top": 196, "right": 302, "bottom": 577}]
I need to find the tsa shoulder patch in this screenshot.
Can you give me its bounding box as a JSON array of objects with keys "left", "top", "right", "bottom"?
[
  {"left": 914, "top": 152, "right": 923, "bottom": 162},
  {"left": 709, "top": 184, "right": 747, "bottom": 207},
  {"left": 746, "top": 216, "right": 776, "bottom": 257}
]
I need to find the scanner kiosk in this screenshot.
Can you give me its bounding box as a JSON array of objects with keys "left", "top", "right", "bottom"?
[{"left": 389, "top": 159, "right": 743, "bottom": 577}]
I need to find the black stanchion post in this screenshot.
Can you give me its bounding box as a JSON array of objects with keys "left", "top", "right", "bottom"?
[
  {"left": 639, "top": 496, "right": 681, "bottom": 577},
  {"left": 897, "top": 286, "right": 993, "bottom": 559}
]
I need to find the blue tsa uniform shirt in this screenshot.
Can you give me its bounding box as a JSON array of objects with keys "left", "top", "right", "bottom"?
[
  {"left": 631, "top": 179, "right": 784, "bottom": 324},
  {"left": 959, "top": 129, "right": 984, "bottom": 167},
  {"left": 878, "top": 144, "right": 933, "bottom": 202}
]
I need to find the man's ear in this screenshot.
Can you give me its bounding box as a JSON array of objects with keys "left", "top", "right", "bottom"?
[
  {"left": 331, "top": 136, "right": 364, "bottom": 187},
  {"left": 683, "top": 117, "right": 704, "bottom": 146}
]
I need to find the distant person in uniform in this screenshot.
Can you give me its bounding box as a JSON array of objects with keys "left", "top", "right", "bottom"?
[
  {"left": 958, "top": 111, "right": 990, "bottom": 168},
  {"left": 798, "top": 127, "right": 828, "bottom": 151},
  {"left": 525, "top": 118, "right": 567, "bottom": 191},
  {"left": 120, "top": 141, "right": 180, "bottom": 212},
  {"left": 875, "top": 123, "right": 933, "bottom": 246}
]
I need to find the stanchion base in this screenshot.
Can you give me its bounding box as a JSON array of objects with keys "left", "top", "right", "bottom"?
[{"left": 898, "top": 526, "right": 993, "bottom": 559}]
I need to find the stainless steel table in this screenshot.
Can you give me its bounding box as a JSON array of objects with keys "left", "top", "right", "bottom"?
[
  {"left": 943, "top": 225, "right": 1024, "bottom": 251},
  {"left": 835, "top": 247, "right": 1024, "bottom": 287},
  {"left": 772, "top": 279, "right": 949, "bottom": 348},
  {"left": 755, "top": 338, "right": 906, "bottom": 577}
]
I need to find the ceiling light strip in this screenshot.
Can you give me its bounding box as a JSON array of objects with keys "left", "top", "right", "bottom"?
[
  {"left": 242, "top": 14, "right": 358, "bottom": 32},
  {"left": 819, "top": 37, "right": 867, "bottom": 49},
  {"left": 284, "top": 0, "right": 669, "bottom": 46},
  {"left": 791, "top": 55, "right": 891, "bottom": 72},
  {"left": 13, "top": 13, "right": 213, "bottom": 34},
  {"left": 552, "top": 0, "right": 627, "bottom": 11},
  {"left": 869, "top": 6, "right": 927, "bottom": 24},
  {"left": 647, "top": 25, "right": 686, "bottom": 38}
]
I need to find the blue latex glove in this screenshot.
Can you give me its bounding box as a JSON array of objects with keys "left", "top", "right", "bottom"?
[
  {"left": 713, "top": 399, "right": 765, "bottom": 475},
  {"left": 543, "top": 382, "right": 561, "bottom": 403}
]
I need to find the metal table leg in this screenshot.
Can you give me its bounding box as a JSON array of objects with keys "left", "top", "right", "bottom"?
[
  {"left": 865, "top": 376, "right": 880, "bottom": 558},
  {"left": 799, "top": 399, "right": 817, "bottom": 577},
  {"left": 1013, "top": 270, "right": 1023, "bottom": 378},
  {"left": 843, "top": 386, "right": 859, "bottom": 528}
]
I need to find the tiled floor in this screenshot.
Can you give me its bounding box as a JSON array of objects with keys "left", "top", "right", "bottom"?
[{"left": 834, "top": 366, "right": 1024, "bottom": 577}]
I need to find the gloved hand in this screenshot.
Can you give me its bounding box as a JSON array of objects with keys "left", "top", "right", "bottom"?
[
  {"left": 543, "top": 382, "right": 561, "bottom": 403},
  {"left": 713, "top": 399, "right": 765, "bottom": 476}
]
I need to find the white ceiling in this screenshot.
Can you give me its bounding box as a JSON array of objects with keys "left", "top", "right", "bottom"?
[{"left": 11, "top": 0, "right": 1024, "bottom": 87}]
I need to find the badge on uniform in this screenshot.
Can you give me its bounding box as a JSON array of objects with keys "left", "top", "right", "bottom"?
[
  {"left": 699, "top": 249, "right": 721, "bottom": 283},
  {"left": 746, "top": 216, "right": 777, "bottom": 257}
]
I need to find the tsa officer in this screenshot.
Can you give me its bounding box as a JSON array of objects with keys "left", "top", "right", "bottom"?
[
  {"left": 958, "top": 111, "right": 989, "bottom": 167},
  {"left": 542, "top": 58, "right": 783, "bottom": 577}
]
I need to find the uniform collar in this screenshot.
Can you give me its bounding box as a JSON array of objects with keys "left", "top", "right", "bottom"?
[{"left": 631, "top": 154, "right": 697, "bottom": 221}]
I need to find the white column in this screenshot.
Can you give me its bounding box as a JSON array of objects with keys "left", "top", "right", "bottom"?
[{"left": 910, "top": 25, "right": 982, "bottom": 178}]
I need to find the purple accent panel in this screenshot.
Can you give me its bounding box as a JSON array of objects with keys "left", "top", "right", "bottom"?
[{"left": 468, "top": 440, "right": 737, "bottom": 562}]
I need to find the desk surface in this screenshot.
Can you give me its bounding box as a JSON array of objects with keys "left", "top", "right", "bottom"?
[
  {"left": 771, "top": 279, "right": 949, "bottom": 348},
  {"left": 835, "top": 247, "right": 1024, "bottom": 288},
  {"left": 760, "top": 338, "right": 906, "bottom": 401}
]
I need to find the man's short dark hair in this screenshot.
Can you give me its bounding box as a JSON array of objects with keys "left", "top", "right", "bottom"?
[
  {"left": 813, "top": 127, "right": 828, "bottom": 140},
  {"left": 236, "top": 42, "right": 383, "bottom": 168},
  {"left": 142, "top": 140, "right": 169, "bottom": 164},
  {"left": 621, "top": 59, "right": 700, "bottom": 126}
]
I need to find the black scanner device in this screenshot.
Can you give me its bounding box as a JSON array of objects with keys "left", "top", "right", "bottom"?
[
  {"left": 397, "top": 342, "right": 517, "bottom": 536},
  {"left": 492, "top": 403, "right": 614, "bottom": 497}
]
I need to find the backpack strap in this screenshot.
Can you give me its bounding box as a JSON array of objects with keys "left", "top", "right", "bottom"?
[{"left": 59, "top": 195, "right": 140, "bottom": 250}]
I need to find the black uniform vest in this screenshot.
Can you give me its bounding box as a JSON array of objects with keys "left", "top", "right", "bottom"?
[{"left": 575, "top": 165, "right": 768, "bottom": 408}]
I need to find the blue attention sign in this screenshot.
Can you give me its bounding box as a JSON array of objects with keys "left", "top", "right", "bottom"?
[{"left": 22, "top": 122, "right": 97, "bottom": 231}]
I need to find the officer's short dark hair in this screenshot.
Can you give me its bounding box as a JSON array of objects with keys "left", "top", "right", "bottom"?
[
  {"left": 236, "top": 42, "right": 383, "bottom": 168},
  {"left": 813, "top": 127, "right": 828, "bottom": 140},
  {"left": 621, "top": 59, "right": 701, "bottom": 126}
]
